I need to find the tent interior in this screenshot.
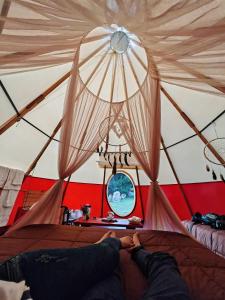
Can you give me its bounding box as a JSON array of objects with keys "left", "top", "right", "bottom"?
[{"left": 0, "top": 1, "right": 225, "bottom": 299}]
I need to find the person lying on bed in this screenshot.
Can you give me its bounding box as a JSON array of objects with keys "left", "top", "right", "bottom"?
[
  {"left": 80, "top": 232, "right": 191, "bottom": 300},
  {"left": 0, "top": 231, "right": 190, "bottom": 300}
]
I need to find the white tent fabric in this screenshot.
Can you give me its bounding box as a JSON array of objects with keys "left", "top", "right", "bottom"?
[
  {"left": 1, "top": 65, "right": 224, "bottom": 185},
  {"left": 0, "top": 1, "right": 225, "bottom": 188}
]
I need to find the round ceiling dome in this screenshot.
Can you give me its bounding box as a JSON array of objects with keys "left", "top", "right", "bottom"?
[
  {"left": 110, "top": 30, "right": 130, "bottom": 54},
  {"left": 78, "top": 26, "right": 148, "bottom": 103}
]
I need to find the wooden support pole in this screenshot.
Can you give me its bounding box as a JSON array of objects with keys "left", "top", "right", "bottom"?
[
  {"left": 25, "top": 120, "right": 62, "bottom": 176},
  {"left": 110, "top": 54, "right": 117, "bottom": 103},
  {"left": 105, "top": 53, "right": 118, "bottom": 151},
  {"left": 121, "top": 54, "right": 134, "bottom": 141},
  {"left": 0, "top": 0, "right": 11, "bottom": 33},
  {"left": 0, "top": 72, "right": 70, "bottom": 135},
  {"left": 161, "top": 86, "right": 225, "bottom": 166},
  {"left": 126, "top": 52, "right": 149, "bottom": 107},
  {"left": 0, "top": 40, "right": 108, "bottom": 136},
  {"left": 126, "top": 51, "right": 154, "bottom": 115},
  {"left": 130, "top": 47, "right": 148, "bottom": 72},
  {"left": 101, "top": 166, "right": 107, "bottom": 217},
  {"left": 78, "top": 40, "right": 109, "bottom": 69},
  {"left": 161, "top": 136, "right": 193, "bottom": 216},
  {"left": 121, "top": 54, "right": 137, "bottom": 162},
  {"left": 78, "top": 54, "right": 113, "bottom": 149},
  {"left": 82, "top": 33, "right": 110, "bottom": 44},
  {"left": 135, "top": 166, "right": 145, "bottom": 220}
]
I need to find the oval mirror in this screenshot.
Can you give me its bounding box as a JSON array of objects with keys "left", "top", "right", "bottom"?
[{"left": 106, "top": 172, "right": 136, "bottom": 217}]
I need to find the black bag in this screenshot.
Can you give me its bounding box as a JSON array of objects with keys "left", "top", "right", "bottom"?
[
  {"left": 61, "top": 206, "right": 70, "bottom": 225},
  {"left": 201, "top": 213, "right": 219, "bottom": 228},
  {"left": 215, "top": 219, "right": 225, "bottom": 230},
  {"left": 192, "top": 212, "right": 202, "bottom": 224},
  {"left": 215, "top": 215, "right": 225, "bottom": 229},
  {"left": 192, "top": 212, "right": 225, "bottom": 229}
]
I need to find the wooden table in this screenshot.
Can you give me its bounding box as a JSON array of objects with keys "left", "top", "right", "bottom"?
[{"left": 73, "top": 217, "right": 143, "bottom": 229}]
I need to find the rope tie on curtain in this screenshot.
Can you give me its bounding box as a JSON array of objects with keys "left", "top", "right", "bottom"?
[{"left": 150, "top": 180, "right": 159, "bottom": 188}]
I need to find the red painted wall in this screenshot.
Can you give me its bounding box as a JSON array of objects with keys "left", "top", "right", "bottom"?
[
  {"left": 182, "top": 182, "right": 225, "bottom": 215},
  {"left": 8, "top": 177, "right": 65, "bottom": 225},
  {"left": 8, "top": 176, "right": 225, "bottom": 225}
]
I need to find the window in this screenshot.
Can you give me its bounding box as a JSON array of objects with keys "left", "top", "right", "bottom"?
[{"left": 106, "top": 172, "right": 136, "bottom": 217}]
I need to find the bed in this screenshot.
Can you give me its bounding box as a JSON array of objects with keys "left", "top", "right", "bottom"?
[
  {"left": 183, "top": 220, "right": 225, "bottom": 258},
  {"left": 0, "top": 224, "right": 224, "bottom": 300}
]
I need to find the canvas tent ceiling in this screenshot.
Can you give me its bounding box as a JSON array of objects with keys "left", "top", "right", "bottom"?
[{"left": 1, "top": 0, "right": 225, "bottom": 187}]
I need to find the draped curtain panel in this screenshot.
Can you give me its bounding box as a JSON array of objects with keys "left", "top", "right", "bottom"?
[
  {"left": 1, "top": 1, "right": 225, "bottom": 95},
  {"left": 6, "top": 46, "right": 123, "bottom": 234},
  {"left": 117, "top": 54, "right": 188, "bottom": 234}
]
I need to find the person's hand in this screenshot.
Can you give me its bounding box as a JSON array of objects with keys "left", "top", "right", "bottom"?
[{"left": 120, "top": 236, "right": 134, "bottom": 249}]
